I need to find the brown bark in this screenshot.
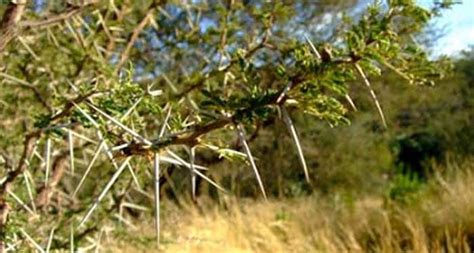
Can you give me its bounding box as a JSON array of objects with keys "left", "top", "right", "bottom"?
[
  {"left": 35, "top": 152, "right": 69, "bottom": 209},
  {"left": 0, "top": 0, "right": 27, "bottom": 53},
  {"left": 0, "top": 132, "right": 38, "bottom": 253}
]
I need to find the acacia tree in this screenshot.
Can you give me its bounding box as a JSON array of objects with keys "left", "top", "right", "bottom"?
[{"left": 0, "top": 0, "right": 453, "bottom": 251}]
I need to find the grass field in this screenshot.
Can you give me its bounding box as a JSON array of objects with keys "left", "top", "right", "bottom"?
[{"left": 102, "top": 159, "right": 474, "bottom": 253}]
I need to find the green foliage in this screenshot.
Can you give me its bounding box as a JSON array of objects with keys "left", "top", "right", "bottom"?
[{"left": 388, "top": 173, "right": 424, "bottom": 203}]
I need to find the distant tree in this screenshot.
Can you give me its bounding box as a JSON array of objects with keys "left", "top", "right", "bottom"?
[{"left": 0, "top": 0, "right": 454, "bottom": 250}]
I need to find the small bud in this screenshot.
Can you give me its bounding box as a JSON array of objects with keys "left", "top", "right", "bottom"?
[{"left": 320, "top": 44, "right": 333, "bottom": 63}]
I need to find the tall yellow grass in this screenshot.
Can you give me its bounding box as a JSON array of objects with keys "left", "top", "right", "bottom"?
[{"left": 104, "top": 160, "right": 474, "bottom": 253}]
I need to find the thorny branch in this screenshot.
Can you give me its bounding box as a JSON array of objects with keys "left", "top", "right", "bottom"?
[
  {"left": 114, "top": 2, "right": 159, "bottom": 73},
  {"left": 20, "top": 1, "right": 98, "bottom": 29},
  {"left": 0, "top": 91, "right": 97, "bottom": 251}
]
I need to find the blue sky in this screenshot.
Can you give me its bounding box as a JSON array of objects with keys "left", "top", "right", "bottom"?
[{"left": 417, "top": 0, "right": 474, "bottom": 55}]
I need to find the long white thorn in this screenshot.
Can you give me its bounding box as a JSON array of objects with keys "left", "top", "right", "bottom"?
[
  {"left": 280, "top": 106, "right": 310, "bottom": 183},
  {"left": 75, "top": 105, "right": 121, "bottom": 173},
  {"left": 126, "top": 163, "right": 142, "bottom": 190},
  {"left": 165, "top": 149, "right": 226, "bottom": 192},
  {"left": 78, "top": 157, "right": 131, "bottom": 228},
  {"left": 73, "top": 141, "right": 105, "bottom": 198},
  {"left": 68, "top": 129, "right": 75, "bottom": 175},
  {"left": 7, "top": 190, "right": 35, "bottom": 215},
  {"left": 120, "top": 97, "right": 143, "bottom": 121},
  {"left": 153, "top": 153, "right": 160, "bottom": 248},
  {"left": 44, "top": 138, "right": 52, "bottom": 187},
  {"left": 110, "top": 143, "right": 130, "bottom": 152},
  {"left": 165, "top": 150, "right": 208, "bottom": 170},
  {"left": 95, "top": 228, "right": 104, "bottom": 253},
  {"left": 87, "top": 102, "right": 152, "bottom": 145},
  {"left": 120, "top": 202, "right": 149, "bottom": 212},
  {"left": 236, "top": 124, "right": 267, "bottom": 200},
  {"left": 96, "top": 131, "right": 119, "bottom": 169},
  {"left": 72, "top": 103, "right": 100, "bottom": 129},
  {"left": 150, "top": 105, "right": 172, "bottom": 248},
  {"left": 20, "top": 229, "right": 45, "bottom": 253},
  {"left": 189, "top": 146, "right": 197, "bottom": 201},
  {"left": 114, "top": 214, "right": 138, "bottom": 230},
  {"left": 276, "top": 82, "right": 292, "bottom": 104},
  {"left": 46, "top": 227, "right": 55, "bottom": 253},
  {"left": 194, "top": 169, "right": 227, "bottom": 193},
  {"left": 304, "top": 34, "right": 322, "bottom": 60},
  {"left": 159, "top": 106, "right": 172, "bottom": 137},
  {"left": 355, "top": 63, "right": 387, "bottom": 128},
  {"left": 70, "top": 224, "right": 74, "bottom": 253},
  {"left": 23, "top": 172, "right": 37, "bottom": 213},
  {"left": 69, "top": 129, "right": 98, "bottom": 144},
  {"left": 18, "top": 36, "right": 40, "bottom": 60},
  {"left": 345, "top": 94, "right": 358, "bottom": 111},
  {"left": 31, "top": 141, "right": 43, "bottom": 162}
]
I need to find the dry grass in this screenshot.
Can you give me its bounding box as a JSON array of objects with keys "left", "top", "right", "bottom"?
[{"left": 103, "top": 160, "right": 474, "bottom": 253}]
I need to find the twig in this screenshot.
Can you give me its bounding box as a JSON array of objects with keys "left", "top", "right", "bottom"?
[
  {"left": 20, "top": 1, "right": 99, "bottom": 29},
  {"left": 35, "top": 151, "right": 70, "bottom": 209},
  {"left": 0, "top": 91, "right": 96, "bottom": 249},
  {"left": 0, "top": 72, "right": 52, "bottom": 111},
  {"left": 115, "top": 3, "right": 157, "bottom": 73}
]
